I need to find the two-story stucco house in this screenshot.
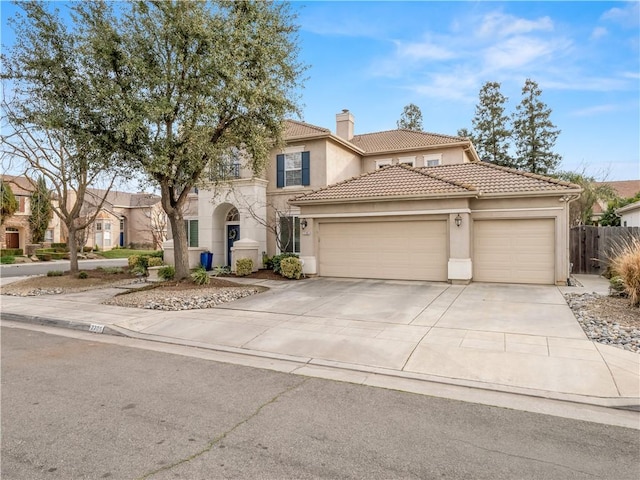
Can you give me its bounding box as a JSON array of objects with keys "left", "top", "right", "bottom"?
[{"left": 196, "top": 110, "right": 581, "bottom": 285}]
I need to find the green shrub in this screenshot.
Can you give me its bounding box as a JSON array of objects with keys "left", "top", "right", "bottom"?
[
  {"left": 130, "top": 265, "right": 147, "bottom": 276},
  {"left": 280, "top": 257, "right": 302, "bottom": 279},
  {"left": 128, "top": 255, "right": 140, "bottom": 269},
  {"left": 83, "top": 246, "right": 93, "bottom": 253},
  {"left": 1, "top": 255, "right": 16, "bottom": 264},
  {"left": 158, "top": 265, "right": 175, "bottom": 280},
  {"left": 78, "top": 271, "right": 88, "bottom": 279},
  {"left": 93, "top": 245, "right": 100, "bottom": 252},
  {"left": 150, "top": 250, "right": 164, "bottom": 259},
  {"left": 270, "top": 253, "right": 299, "bottom": 274},
  {"left": 47, "top": 270, "right": 63, "bottom": 277},
  {"left": 213, "top": 265, "right": 230, "bottom": 276},
  {"left": 236, "top": 258, "right": 253, "bottom": 277},
  {"left": 51, "top": 243, "right": 68, "bottom": 251},
  {"left": 0, "top": 248, "right": 23, "bottom": 256},
  {"left": 190, "top": 265, "right": 210, "bottom": 285},
  {"left": 147, "top": 257, "right": 164, "bottom": 267}
]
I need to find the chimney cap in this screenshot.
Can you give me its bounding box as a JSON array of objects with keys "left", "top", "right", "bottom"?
[{"left": 341, "top": 109, "right": 349, "bottom": 113}]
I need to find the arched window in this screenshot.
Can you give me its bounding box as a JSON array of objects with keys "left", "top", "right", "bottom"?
[{"left": 226, "top": 207, "right": 239, "bottom": 222}]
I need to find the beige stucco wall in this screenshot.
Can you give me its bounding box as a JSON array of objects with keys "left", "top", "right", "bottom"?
[{"left": 362, "top": 146, "right": 469, "bottom": 172}]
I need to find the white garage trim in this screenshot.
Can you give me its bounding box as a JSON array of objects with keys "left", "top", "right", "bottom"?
[
  {"left": 473, "top": 219, "right": 555, "bottom": 285},
  {"left": 304, "top": 209, "right": 470, "bottom": 219},
  {"left": 318, "top": 219, "right": 448, "bottom": 281}
]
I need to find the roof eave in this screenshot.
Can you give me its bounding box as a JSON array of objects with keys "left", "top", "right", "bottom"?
[
  {"left": 283, "top": 132, "right": 365, "bottom": 155},
  {"left": 290, "top": 190, "right": 479, "bottom": 206},
  {"left": 360, "top": 140, "right": 473, "bottom": 157},
  {"left": 479, "top": 188, "right": 583, "bottom": 199}
]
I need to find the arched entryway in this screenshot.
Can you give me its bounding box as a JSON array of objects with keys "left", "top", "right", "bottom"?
[{"left": 225, "top": 207, "right": 240, "bottom": 266}]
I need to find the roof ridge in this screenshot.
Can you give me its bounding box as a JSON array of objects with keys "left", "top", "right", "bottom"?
[
  {"left": 399, "top": 164, "right": 477, "bottom": 192},
  {"left": 352, "top": 128, "right": 465, "bottom": 141},
  {"left": 477, "top": 162, "right": 579, "bottom": 188}
]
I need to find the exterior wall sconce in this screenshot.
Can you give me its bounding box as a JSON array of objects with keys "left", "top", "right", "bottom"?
[
  {"left": 454, "top": 214, "right": 462, "bottom": 227},
  {"left": 300, "top": 218, "right": 308, "bottom": 230}
]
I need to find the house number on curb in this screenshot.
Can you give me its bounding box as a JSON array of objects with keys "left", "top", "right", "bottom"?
[{"left": 89, "top": 324, "right": 105, "bottom": 334}]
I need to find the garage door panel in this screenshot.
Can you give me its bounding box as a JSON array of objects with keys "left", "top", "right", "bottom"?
[
  {"left": 319, "top": 221, "right": 447, "bottom": 281},
  {"left": 474, "top": 219, "right": 555, "bottom": 285}
]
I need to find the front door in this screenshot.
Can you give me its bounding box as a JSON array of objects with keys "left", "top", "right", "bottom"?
[
  {"left": 227, "top": 224, "right": 240, "bottom": 266},
  {"left": 6, "top": 232, "right": 19, "bottom": 249}
]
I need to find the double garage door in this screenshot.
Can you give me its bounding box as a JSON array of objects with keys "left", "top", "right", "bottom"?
[
  {"left": 474, "top": 219, "right": 555, "bottom": 285},
  {"left": 317, "top": 217, "right": 556, "bottom": 285},
  {"left": 318, "top": 220, "right": 448, "bottom": 281}
]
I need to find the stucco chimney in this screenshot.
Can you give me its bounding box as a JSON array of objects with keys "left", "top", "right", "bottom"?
[{"left": 336, "top": 109, "right": 354, "bottom": 141}]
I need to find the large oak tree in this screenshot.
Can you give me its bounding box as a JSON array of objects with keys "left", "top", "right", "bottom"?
[{"left": 84, "top": 0, "right": 306, "bottom": 279}]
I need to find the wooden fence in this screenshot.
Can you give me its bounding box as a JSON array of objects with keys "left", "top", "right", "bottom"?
[{"left": 570, "top": 226, "right": 640, "bottom": 274}]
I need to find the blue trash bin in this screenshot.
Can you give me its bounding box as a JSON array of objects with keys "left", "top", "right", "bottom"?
[{"left": 200, "top": 252, "right": 213, "bottom": 271}]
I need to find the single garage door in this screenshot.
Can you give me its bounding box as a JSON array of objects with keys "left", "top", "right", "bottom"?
[
  {"left": 318, "top": 220, "right": 448, "bottom": 281},
  {"left": 474, "top": 219, "right": 555, "bottom": 284}
]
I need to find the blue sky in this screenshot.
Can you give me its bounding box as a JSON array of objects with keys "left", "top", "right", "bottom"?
[
  {"left": 292, "top": 1, "right": 639, "bottom": 181},
  {"left": 2, "top": 1, "right": 638, "bottom": 181}
]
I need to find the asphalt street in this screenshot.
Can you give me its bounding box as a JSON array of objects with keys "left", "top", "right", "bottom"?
[{"left": 2, "top": 325, "right": 639, "bottom": 480}]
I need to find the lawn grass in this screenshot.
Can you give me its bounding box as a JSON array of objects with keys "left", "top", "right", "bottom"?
[{"left": 97, "top": 248, "right": 158, "bottom": 259}]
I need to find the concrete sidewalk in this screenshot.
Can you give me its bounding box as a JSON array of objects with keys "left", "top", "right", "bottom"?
[{"left": 1, "top": 275, "right": 638, "bottom": 417}]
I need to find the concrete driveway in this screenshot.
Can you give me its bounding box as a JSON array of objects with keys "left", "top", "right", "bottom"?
[{"left": 2, "top": 276, "right": 638, "bottom": 404}]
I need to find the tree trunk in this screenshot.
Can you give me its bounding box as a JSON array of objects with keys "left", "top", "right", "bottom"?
[
  {"left": 167, "top": 211, "right": 190, "bottom": 280},
  {"left": 67, "top": 224, "right": 80, "bottom": 274}
]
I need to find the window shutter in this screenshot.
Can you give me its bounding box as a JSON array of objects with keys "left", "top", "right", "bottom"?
[
  {"left": 276, "top": 154, "right": 285, "bottom": 188},
  {"left": 301, "top": 151, "right": 310, "bottom": 186}
]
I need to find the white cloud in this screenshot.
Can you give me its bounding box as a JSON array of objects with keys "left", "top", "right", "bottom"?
[
  {"left": 395, "top": 39, "right": 456, "bottom": 61},
  {"left": 483, "top": 36, "right": 569, "bottom": 71},
  {"left": 590, "top": 27, "right": 608, "bottom": 40},
  {"left": 601, "top": 2, "right": 640, "bottom": 28},
  {"left": 569, "top": 104, "right": 620, "bottom": 117},
  {"left": 408, "top": 70, "right": 479, "bottom": 102},
  {"left": 477, "top": 12, "right": 553, "bottom": 38}
]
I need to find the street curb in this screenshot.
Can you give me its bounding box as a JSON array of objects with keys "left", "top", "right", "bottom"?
[{"left": 4, "top": 312, "right": 639, "bottom": 412}]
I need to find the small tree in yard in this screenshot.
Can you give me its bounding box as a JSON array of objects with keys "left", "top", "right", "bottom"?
[
  {"left": 1, "top": 1, "right": 133, "bottom": 273},
  {"left": 554, "top": 170, "right": 617, "bottom": 226},
  {"left": 28, "top": 176, "right": 53, "bottom": 244},
  {"left": 83, "top": 1, "right": 306, "bottom": 279},
  {"left": 0, "top": 181, "right": 18, "bottom": 225}
]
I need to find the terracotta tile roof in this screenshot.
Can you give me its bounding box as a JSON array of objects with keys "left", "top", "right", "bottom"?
[
  {"left": 292, "top": 165, "right": 476, "bottom": 203},
  {"left": 594, "top": 180, "right": 640, "bottom": 199},
  {"left": 1, "top": 175, "right": 35, "bottom": 195},
  {"left": 284, "top": 119, "right": 331, "bottom": 138},
  {"left": 421, "top": 162, "right": 580, "bottom": 195},
  {"left": 292, "top": 162, "right": 580, "bottom": 204},
  {"left": 350, "top": 129, "right": 466, "bottom": 154}
]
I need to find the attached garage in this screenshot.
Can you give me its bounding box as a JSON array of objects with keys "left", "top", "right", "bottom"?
[
  {"left": 319, "top": 220, "right": 448, "bottom": 281},
  {"left": 473, "top": 219, "right": 555, "bottom": 285}
]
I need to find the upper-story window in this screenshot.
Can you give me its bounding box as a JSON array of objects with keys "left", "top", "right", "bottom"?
[
  {"left": 277, "top": 151, "right": 310, "bottom": 188},
  {"left": 424, "top": 154, "right": 442, "bottom": 167},
  {"left": 375, "top": 159, "right": 392, "bottom": 169},
  {"left": 398, "top": 156, "right": 415, "bottom": 167},
  {"left": 211, "top": 148, "right": 241, "bottom": 181}
]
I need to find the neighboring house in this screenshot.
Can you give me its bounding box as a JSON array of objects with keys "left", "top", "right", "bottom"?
[
  {"left": 592, "top": 180, "right": 640, "bottom": 224},
  {"left": 195, "top": 110, "right": 581, "bottom": 285},
  {"left": 76, "top": 189, "right": 164, "bottom": 251},
  {"left": 0, "top": 175, "right": 62, "bottom": 251},
  {"left": 616, "top": 200, "right": 640, "bottom": 227}
]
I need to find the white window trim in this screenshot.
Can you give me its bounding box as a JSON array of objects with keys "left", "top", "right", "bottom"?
[
  {"left": 277, "top": 210, "right": 301, "bottom": 254},
  {"left": 184, "top": 218, "right": 199, "bottom": 248},
  {"left": 424, "top": 153, "right": 442, "bottom": 167},
  {"left": 375, "top": 159, "right": 392, "bottom": 169},
  {"left": 283, "top": 145, "right": 305, "bottom": 154},
  {"left": 398, "top": 156, "right": 416, "bottom": 167},
  {"left": 284, "top": 152, "right": 303, "bottom": 187}
]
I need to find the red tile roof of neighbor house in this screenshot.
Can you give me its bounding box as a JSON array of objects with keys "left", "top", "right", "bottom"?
[
  {"left": 0, "top": 175, "right": 36, "bottom": 195},
  {"left": 594, "top": 180, "right": 640, "bottom": 199},
  {"left": 291, "top": 163, "right": 581, "bottom": 204}
]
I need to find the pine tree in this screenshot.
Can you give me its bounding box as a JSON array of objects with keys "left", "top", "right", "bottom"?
[
  {"left": 512, "top": 79, "right": 561, "bottom": 175},
  {"left": 397, "top": 103, "right": 424, "bottom": 131},
  {"left": 471, "top": 81, "right": 513, "bottom": 166},
  {"left": 29, "top": 176, "right": 53, "bottom": 243}
]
